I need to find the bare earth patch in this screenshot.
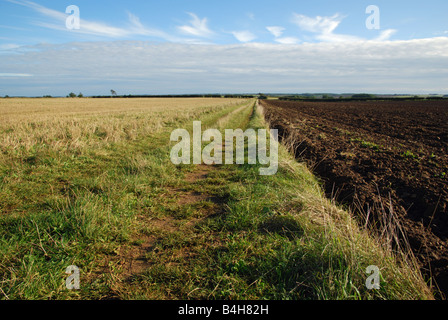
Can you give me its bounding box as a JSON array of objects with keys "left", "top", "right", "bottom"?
[{"left": 113, "top": 163, "right": 221, "bottom": 285}]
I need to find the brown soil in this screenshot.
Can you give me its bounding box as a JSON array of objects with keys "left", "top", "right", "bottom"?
[
  {"left": 111, "top": 164, "right": 222, "bottom": 282},
  {"left": 261, "top": 99, "right": 448, "bottom": 298}
]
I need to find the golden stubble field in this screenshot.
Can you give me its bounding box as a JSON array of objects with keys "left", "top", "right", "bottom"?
[{"left": 0, "top": 97, "right": 247, "bottom": 155}]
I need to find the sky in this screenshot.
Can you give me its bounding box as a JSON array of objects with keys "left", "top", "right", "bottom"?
[{"left": 0, "top": 0, "right": 447, "bottom": 96}]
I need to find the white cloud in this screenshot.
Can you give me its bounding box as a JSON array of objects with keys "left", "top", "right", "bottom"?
[
  {"left": 0, "top": 44, "right": 21, "bottom": 50},
  {"left": 267, "top": 26, "right": 299, "bottom": 44},
  {"left": 374, "top": 29, "right": 397, "bottom": 41},
  {"left": 127, "top": 12, "right": 149, "bottom": 35},
  {"left": 177, "top": 13, "right": 214, "bottom": 38},
  {"left": 125, "top": 12, "right": 176, "bottom": 40},
  {"left": 74, "top": 20, "right": 131, "bottom": 38},
  {"left": 266, "top": 26, "right": 285, "bottom": 38},
  {"left": 292, "top": 13, "right": 397, "bottom": 43},
  {"left": 0, "top": 73, "right": 33, "bottom": 77},
  {"left": 316, "top": 33, "right": 363, "bottom": 43},
  {"left": 1, "top": 38, "right": 447, "bottom": 96},
  {"left": 275, "top": 37, "right": 300, "bottom": 45},
  {"left": 7, "top": 0, "right": 176, "bottom": 40},
  {"left": 231, "top": 31, "right": 256, "bottom": 43},
  {"left": 0, "top": 24, "right": 29, "bottom": 31},
  {"left": 292, "top": 13, "right": 342, "bottom": 35},
  {"left": 292, "top": 13, "right": 364, "bottom": 42}
]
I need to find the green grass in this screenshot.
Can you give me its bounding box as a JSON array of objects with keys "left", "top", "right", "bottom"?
[
  {"left": 401, "top": 150, "right": 418, "bottom": 159},
  {"left": 0, "top": 99, "right": 434, "bottom": 300},
  {"left": 360, "top": 141, "right": 381, "bottom": 151},
  {"left": 115, "top": 102, "right": 433, "bottom": 300},
  {"left": 0, "top": 100, "right": 251, "bottom": 299},
  {"left": 350, "top": 138, "right": 381, "bottom": 152}
]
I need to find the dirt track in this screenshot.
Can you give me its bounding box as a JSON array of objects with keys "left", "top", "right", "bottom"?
[{"left": 261, "top": 99, "right": 448, "bottom": 297}]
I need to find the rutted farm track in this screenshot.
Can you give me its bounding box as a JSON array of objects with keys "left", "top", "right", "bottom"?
[{"left": 261, "top": 99, "right": 448, "bottom": 296}]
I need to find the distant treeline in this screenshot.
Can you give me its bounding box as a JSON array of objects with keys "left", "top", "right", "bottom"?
[
  {"left": 278, "top": 94, "right": 448, "bottom": 102},
  {"left": 90, "top": 94, "right": 256, "bottom": 99}
]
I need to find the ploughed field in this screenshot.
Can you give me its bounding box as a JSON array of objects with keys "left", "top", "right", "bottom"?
[{"left": 261, "top": 99, "right": 448, "bottom": 295}]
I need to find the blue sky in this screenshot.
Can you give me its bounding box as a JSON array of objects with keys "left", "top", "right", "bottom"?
[{"left": 1, "top": 0, "right": 448, "bottom": 96}]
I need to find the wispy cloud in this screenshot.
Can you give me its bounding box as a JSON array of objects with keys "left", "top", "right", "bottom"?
[
  {"left": 293, "top": 13, "right": 342, "bottom": 35},
  {"left": 126, "top": 12, "right": 157, "bottom": 36},
  {"left": 0, "top": 24, "right": 30, "bottom": 31},
  {"left": 232, "top": 31, "right": 256, "bottom": 43},
  {"left": 177, "top": 13, "right": 214, "bottom": 38},
  {"left": 0, "top": 43, "right": 21, "bottom": 50},
  {"left": 247, "top": 13, "right": 255, "bottom": 21},
  {"left": 375, "top": 29, "right": 397, "bottom": 41},
  {"left": 266, "top": 26, "right": 299, "bottom": 44},
  {"left": 0, "top": 73, "right": 33, "bottom": 77},
  {"left": 266, "top": 26, "right": 285, "bottom": 38},
  {"left": 292, "top": 13, "right": 363, "bottom": 42},
  {"left": 275, "top": 37, "right": 300, "bottom": 45},
  {"left": 6, "top": 0, "right": 174, "bottom": 40},
  {"left": 4, "top": 0, "right": 403, "bottom": 46},
  {"left": 292, "top": 13, "right": 397, "bottom": 43}
]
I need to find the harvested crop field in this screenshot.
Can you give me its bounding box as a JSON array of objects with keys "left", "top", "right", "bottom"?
[{"left": 261, "top": 99, "right": 448, "bottom": 296}]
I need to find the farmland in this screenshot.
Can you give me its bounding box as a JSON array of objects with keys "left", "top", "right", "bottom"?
[
  {"left": 261, "top": 99, "right": 448, "bottom": 295},
  {"left": 0, "top": 97, "right": 437, "bottom": 300}
]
